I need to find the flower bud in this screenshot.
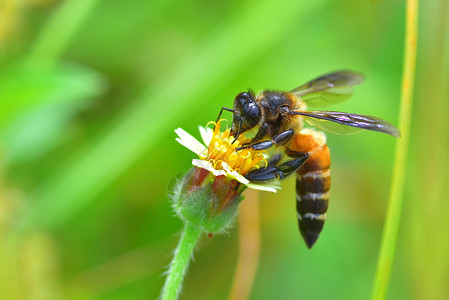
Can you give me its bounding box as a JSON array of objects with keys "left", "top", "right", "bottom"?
[{"left": 172, "top": 166, "right": 245, "bottom": 234}]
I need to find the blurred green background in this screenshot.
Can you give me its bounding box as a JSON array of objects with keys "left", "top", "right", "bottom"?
[{"left": 0, "top": 0, "right": 448, "bottom": 299}]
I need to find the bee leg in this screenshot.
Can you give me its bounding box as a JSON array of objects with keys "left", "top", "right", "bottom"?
[
  {"left": 245, "top": 154, "right": 308, "bottom": 183},
  {"left": 237, "top": 123, "right": 269, "bottom": 147},
  {"left": 245, "top": 166, "right": 283, "bottom": 183},
  {"left": 250, "top": 123, "right": 269, "bottom": 143},
  {"left": 268, "top": 152, "right": 283, "bottom": 166},
  {"left": 231, "top": 181, "right": 241, "bottom": 191},
  {"left": 236, "top": 129, "right": 294, "bottom": 151},
  {"left": 277, "top": 153, "right": 309, "bottom": 177},
  {"left": 285, "top": 148, "right": 309, "bottom": 158}
]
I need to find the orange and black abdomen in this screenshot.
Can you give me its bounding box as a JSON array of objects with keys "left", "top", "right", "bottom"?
[{"left": 289, "top": 130, "right": 331, "bottom": 248}]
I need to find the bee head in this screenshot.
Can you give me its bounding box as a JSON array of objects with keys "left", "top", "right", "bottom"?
[{"left": 231, "top": 91, "right": 261, "bottom": 140}]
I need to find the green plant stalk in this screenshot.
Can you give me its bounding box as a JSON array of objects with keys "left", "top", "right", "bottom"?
[
  {"left": 370, "top": 0, "right": 419, "bottom": 299},
  {"left": 161, "top": 224, "right": 202, "bottom": 300}
]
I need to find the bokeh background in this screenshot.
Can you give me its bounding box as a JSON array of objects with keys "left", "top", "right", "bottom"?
[{"left": 0, "top": 0, "right": 448, "bottom": 299}]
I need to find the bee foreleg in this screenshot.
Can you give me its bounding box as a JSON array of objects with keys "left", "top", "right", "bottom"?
[
  {"left": 250, "top": 123, "right": 269, "bottom": 143},
  {"left": 273, "top": 129, "right": 295, "bottom": 145},
  {"left": 236, "top": 129, "right": 294, "bottom": 151}
]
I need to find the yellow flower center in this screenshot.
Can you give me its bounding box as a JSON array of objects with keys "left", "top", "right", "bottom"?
[{"left": 205, "top": 120, "right": 267, "bottom": 175}]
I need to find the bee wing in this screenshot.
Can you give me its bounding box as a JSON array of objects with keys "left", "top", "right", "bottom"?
[
  {"left": 290, "top": 70, "right": 365, "bottom": 107},
  {"left": 291, "top": 111, "right": 401, "bottom": 138}
]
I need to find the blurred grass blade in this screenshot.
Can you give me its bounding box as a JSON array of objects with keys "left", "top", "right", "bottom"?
[
  {"left": 407, "top": 1, "right": 449, "bottom": 298},
  {"left": 27, "top": 0, "right": 101, "bottom": 61},
  {"left": 370, "top": 0, "right": 419, "bottom": 298},
  {"left": 26, "top": 0, "right": 325, "bottom": 229}
]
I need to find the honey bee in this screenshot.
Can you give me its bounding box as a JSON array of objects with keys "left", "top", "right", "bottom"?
[{"left": 217, "top": 70, "right": 400, "bottom": 249}]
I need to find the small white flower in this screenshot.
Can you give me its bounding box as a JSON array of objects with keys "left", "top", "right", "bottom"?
[{"left": 175, "top": 125, "right": 280, "bottom": 193}]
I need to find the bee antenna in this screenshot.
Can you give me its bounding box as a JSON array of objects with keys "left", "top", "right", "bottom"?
[{"left": 215, "top": 107, "right": 234, "bottom": 130}]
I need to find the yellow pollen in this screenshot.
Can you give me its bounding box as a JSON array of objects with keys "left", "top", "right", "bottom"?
[{"left": 204, "top": 120, "right": 267, "bottom": 176}]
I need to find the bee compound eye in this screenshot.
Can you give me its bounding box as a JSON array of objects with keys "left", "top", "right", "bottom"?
[
  {"left": 248, "top": 105, "right": 260, "bottom": 119},
  {"left": 235, "top": 93, "right": 248, "bottom": 107}
]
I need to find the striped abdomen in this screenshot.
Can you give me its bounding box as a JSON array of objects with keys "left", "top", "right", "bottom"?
[{"left": 289, "top": 129, "right": 331, "bottom": 248}]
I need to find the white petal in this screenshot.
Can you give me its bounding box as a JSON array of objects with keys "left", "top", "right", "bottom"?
[
  {"left": 246, "top": 183, "right": 279, "bottom": 193},
  {"left": 192, "top": 159, "right": 226, "bottom": 177},
  {"left": 221, "top": 162, "right": 250, "bottom": 185},
  {"left": 228, "top": 170, "right": 250, "bottom": 185},
  {"left": 198, "top": 126, "right": 213, "bottom": 147},
  {"left": 175, "top": 128, "right": 208, "bottom": 157}
]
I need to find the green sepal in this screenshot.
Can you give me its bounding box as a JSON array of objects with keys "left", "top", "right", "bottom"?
[{"left": 171, "top": 170, "right": 244, "bottom": 234}]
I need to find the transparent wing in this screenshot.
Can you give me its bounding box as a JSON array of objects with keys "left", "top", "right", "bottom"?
[
  {"left": 290, "top": 70, "right": 365, "bottom": 107},
  {"left": 292, "top": 111, "right": 401, "bottom": 137},
  {"left": 301, "top": 116, "right": 364, "bottom": 135}
]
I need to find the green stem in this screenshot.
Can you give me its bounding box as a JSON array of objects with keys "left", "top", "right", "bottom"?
[
  {"left": 370, "top": 0, "right": 418, "bottom": 299},
  {"left": 161, "top": 224, "right": 202, "bottom": 300}
]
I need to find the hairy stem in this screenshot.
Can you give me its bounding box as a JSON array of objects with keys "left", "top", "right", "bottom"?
[
  {"left": 161, "top": 224, "right": 202, "bottom": 300},
  {"left": 370, "top": 0, "right": 419, "bottom": 299}
]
